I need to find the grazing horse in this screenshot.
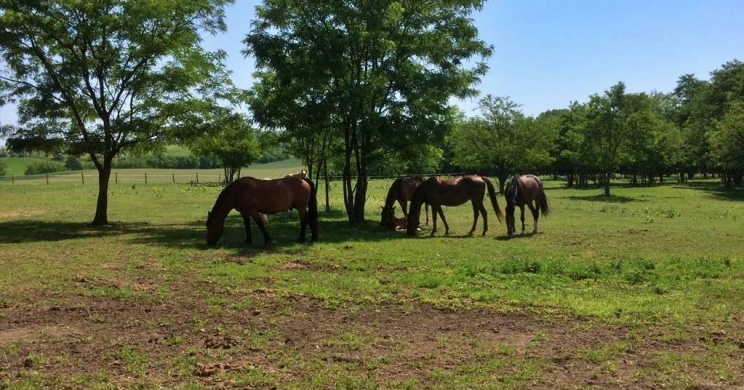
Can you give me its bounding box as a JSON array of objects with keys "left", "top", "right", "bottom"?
[
  {"left": 504, "top": 174, "right": 549, "bottom": 236},
  {"left": 406, "top": 175, "right": 503, "bottom": 237},
  {"left": 380, "top": 176, "right": 429, "bottom": 227},
  {"left": 206, "top": 176, "right": 318, "bottom": 246}
]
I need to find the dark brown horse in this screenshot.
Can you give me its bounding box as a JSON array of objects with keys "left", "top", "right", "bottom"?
[
  {"left": 206, "top": 176, "right": 318, "bottom": 246},
  {"left": 406, "top": 175, "right": 503, "bottom": 237},
  {"left": 504, "top": 174, "right": 549, "bottom": 236},
  {"left": 380, "top": 176, "right": 429, "bottom": 227}
]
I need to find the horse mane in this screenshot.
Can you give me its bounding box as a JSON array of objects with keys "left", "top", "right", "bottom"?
[
  {"left": 209, "top": 178, "right": 243, "bottom": 220},
  {"left": 507, "top": 174, "right": 522, "bottom": 205}
]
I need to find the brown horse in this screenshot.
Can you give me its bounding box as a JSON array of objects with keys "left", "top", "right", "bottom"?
[
  {"left": 504, "top": 174, "right": 549, "bottom": 236},
  {"left": 380, "top": 176, "right": 429, "bottom": 227},
  {"left": 206, "top": 176, "right": 318, "bottom": 246},
  {"left": 380, "top": 205, "right": 409, "bottom": 232},
  {"left": 406, "top": 175, "right": 503, "bottom": 237}
]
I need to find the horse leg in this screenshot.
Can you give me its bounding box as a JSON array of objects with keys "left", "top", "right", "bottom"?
[
  {"left": 520, "top": 205, "right": 526, "bottom": 234},
  {"left": 468, "top": 202, "right": 479, "bottom": 236},
  {"left": 244, "top": 213, "right": 253, "bottom": 244},
  {"left": 296, "top": 209, "right": 308, "bottom": 243},
  {"left": 399, "top": 200, "right": 408, "bottom": 218},
  {"left": 479, "top": 203, "right": 488, "bottom": 236},
  {"left": 251, "top": 212, "right": 272, "bottom": 247},
  {"left": 527, "top": 202, "right": 539, "bottom": 234},
  {"left": 430, "top": 205, "right": 438, "bottom": 236},
  {"left": 438, "top": 206, "right": 450, "bottom": 236},
  {"left": 424, "top": 204, "right": 429, "bottom": 225}
]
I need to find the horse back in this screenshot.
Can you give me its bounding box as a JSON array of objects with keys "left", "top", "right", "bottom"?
[
  {"left": 232, "top": 177, "right": 312, "bottom": 214},
  {"left": 516, "top": 175, "right": 544, "bottom": 204}
]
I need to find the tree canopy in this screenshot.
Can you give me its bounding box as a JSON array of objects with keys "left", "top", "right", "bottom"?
[
  {"left": 245, "top": 0, "right": 493, "bottom": 224},
  {"left": 0, "top": 0, "right": 235, "bottom": 224}
]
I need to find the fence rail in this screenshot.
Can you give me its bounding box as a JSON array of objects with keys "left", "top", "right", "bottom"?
[
  {"left": 0, "top": 172, "right": 224, "bottom": 185},
  {"left": 0, "top": 171, "right": 477, "bottom": 186}
]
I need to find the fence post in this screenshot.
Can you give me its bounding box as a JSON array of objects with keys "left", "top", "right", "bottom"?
[
  {"left": 196, "top": 172, "right": 199, "bottom": 184},
  {"left": 172, "top": 173, "right": 175, "bottom": 184},
  {"left": 81, "top": 172, "right": 85, "bottom": 184},
  {"left": 11, "top": 175, "right": 14, "bottom": 185},
  {"left": 115, "top": 172, "right": 118, "bottom": 184},
  {"left": 145, "top": 173, "right": 148, "bottom": 184},
  {"left": 46, "top": 173, "right": 49, "bottom": 185}
]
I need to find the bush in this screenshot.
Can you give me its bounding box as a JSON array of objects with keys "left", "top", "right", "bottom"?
[
  {"left": 25, "top": 161, "right": 65, "bottom": 175},
  {"left": 0, "top": 161, "right": 6, "bottom": 177},
  {"left": 65, "top": 156, "right": 83, "bottom": 170}
]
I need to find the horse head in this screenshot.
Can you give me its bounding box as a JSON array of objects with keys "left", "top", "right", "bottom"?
[
  {"left": 206, "top": 210, "right": 224, "bottom": 245},
  {"left": 380, "top": 205, "right": 396, "bottom": 227}
]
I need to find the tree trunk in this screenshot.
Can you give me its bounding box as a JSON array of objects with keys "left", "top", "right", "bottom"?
[
  {"left": 92, "top": 158, "right": 113, "bottom": 225},
  {"left": 353, "top": 174, "right": 367, "bottom": 222},
  {"left": 603, "top": 170, "right": 611, "bottom": 197}
]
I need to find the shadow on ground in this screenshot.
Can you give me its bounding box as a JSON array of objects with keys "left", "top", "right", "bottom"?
[
  {"left": 564, "top": 194, "right": 641, "bottom": 203},
  {"left": 673, "top": 182, "right": 744, "bottom": 201}
]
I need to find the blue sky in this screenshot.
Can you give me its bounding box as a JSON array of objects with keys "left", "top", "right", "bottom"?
[{"left": 2, "top": 0, "right": 743, "bottom": 126}]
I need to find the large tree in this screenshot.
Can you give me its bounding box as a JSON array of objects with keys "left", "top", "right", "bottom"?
[
  {"left": 245, "top": 0, "right": 492, "bottom": 224},
  {"left": 189, "top": 111, "right": 261, "bottom": 183},
  {"left": 0, "top": 0, "right": 234, "bottom": 224}
]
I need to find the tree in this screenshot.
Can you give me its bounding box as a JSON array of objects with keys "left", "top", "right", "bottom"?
[
  {"left": 450, "top": 95, "right": 556, "bottom": 192},
  {"left": 0, "top": 0, "right": 234, "bottom": 224},
  {"left": 189, "top": 112, "right": 261, "bottom": 183},
  {"left": 245, "top": 0, "right": 492, "bottom": 224},
  {"left": 710, "top": 101, "right": 744, "bottom": 187}
]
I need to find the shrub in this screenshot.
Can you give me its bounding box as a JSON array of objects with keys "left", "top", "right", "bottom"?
[
  {"left": 0, "top": 160, "right": 6, "bottom": 177},
  {"left": 65, "top": 156, "right": 83, "bottom": 170},
  {"left": 25, "top": 161, "right": 65, "bottom": 175}
]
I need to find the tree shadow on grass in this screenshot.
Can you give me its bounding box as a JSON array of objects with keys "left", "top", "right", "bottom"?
[
  {"left": 0, "top": 220, "right": 140, "bottom": 244},
  {"left": 0, "top": 219, "right": 212, "bottom": 250},
  {"left": 564, "top": 194, "right": 641, "bottom": 203},
  {"left": 673, "top": 182, "right": 744, "bottom": 202}
]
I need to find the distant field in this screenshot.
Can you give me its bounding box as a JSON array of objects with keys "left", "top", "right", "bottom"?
[
  {"left": 0, "top": 157, "right": 64, "bottom": 176},
  {"left": 0, "top": 158, "right": 305, "bottom": 184}
]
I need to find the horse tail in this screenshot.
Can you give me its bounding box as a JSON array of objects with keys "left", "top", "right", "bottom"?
[
  {"left": 483, "top": 176, "right": 503, "bottom": 223},
  {"left": 304, "top": 178, "right": 319, "bottom": 240},
  {"left": 539, "top": 191, "right": 550, "bottom": 217}
]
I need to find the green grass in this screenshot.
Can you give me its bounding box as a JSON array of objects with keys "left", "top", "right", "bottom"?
[
  {"left": 0, "top": 157, "right": 60, "bottom": 176},
  {"left": 1, "top": 176, "right": 743, "bottom": 388}
]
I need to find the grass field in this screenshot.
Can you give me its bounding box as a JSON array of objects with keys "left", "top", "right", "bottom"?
[{"left": 1, "top": 173, "right": 743, "bottom": 389}]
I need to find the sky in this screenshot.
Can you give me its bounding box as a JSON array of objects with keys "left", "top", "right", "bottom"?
[{"left": 2, "top": 0, "right": 744, "bottom": 126}]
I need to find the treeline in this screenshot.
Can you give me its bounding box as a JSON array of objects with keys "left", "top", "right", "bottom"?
[{"left": 443, "top": 60, "right": 744, "bottom": 195}]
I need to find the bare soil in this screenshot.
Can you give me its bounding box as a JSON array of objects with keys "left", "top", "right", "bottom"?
[{"left": 1, "top": 281, "right": 741, "bottom": 389}]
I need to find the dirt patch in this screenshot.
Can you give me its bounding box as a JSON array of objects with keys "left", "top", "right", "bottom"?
[{"left": 1, "top": 284, "right": 741, "bottom": 388}]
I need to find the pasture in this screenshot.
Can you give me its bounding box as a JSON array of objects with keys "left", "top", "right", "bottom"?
[{"left": 1, "top": 172, "right": 743, "bottom": 389}]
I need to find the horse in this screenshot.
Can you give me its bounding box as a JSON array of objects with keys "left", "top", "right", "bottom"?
[
  {"left": 504, "top": 174, "right": 549, "bottom": 236},
  {"left": 206, "top": 176, "right": 319, "bottom": 247},
  {"left": 406, "top": 175, "right": 503, "bottom": 237},
  {"left": 380, "top": 176, "right": 429, "bottom": 227},
  {"left": 380, "top": 205, "right": 411, "bottom": 232},
  {"left": 285, "top": 169, "right": 308, "bottom": 179}
]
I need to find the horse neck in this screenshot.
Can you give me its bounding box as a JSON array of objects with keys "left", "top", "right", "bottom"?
[
  {"left": 210, "top": 191, "right": 234, "bottom": 223},
  {"left": 384, "top": 182, "right": 400, "bottom": 207}
]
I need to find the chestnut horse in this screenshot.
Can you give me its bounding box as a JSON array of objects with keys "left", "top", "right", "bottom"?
[
  {"left": 504, "top": 174, "right": 549, "bottom": 236},
  {"left": 206, "top": 176, "right": 318, "bottom": 246},
  {"left": 406, "top": 175, "right": 503, "bottom": 237},
  {"left": 380, "top": 176, "right": 429, "bottom": 227}
]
